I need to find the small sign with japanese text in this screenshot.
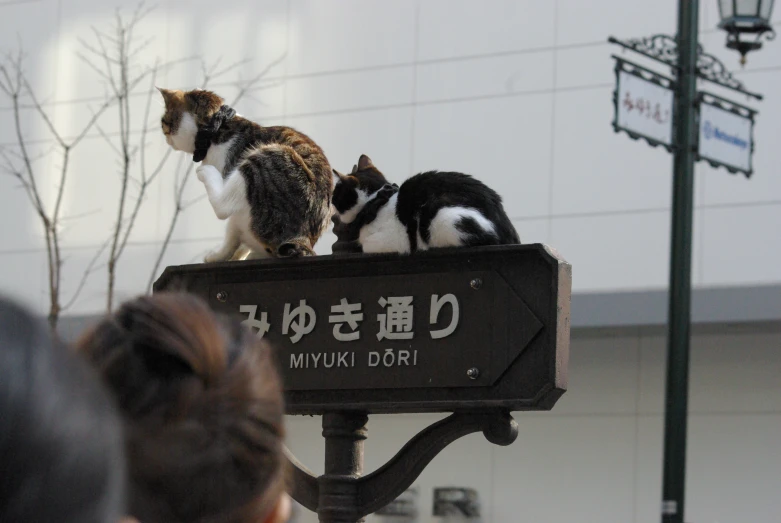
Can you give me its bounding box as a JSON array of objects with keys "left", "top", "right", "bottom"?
[
  {"left": 154, "top": 245, "right": 571, "bottom": 414},
  {"left": 613, "top": 58, "right": 674, "bottom": 149}
]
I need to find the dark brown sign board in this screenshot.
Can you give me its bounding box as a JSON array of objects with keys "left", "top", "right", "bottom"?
[{"left": 153, "top": 244, "right": 571, "bottom": 415}]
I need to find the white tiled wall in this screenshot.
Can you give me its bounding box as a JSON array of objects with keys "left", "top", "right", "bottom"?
[
  {"left": 1, "top": 0, "right": 780, "bottom": 314},
  {"left": 1, "top": 3, "right": 779, "bottom": 522},
  {"left": 284, "top": 328, "right": 781, "bottom": 523}
]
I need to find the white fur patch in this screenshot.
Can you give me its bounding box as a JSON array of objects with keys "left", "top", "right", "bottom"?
[
  {"left": 169, "top": 112, "right": 197, "bottom": 153},
  {"left": 359, "top": 193, "right": 411, "bottom": 253},
  {"left": 197, "top": 163, "right": 262, "bottom": 262},
  {"left": 337, "top": 189, "right": 371, "bottom": 224},
  {"left": 416, "top": 230, "right": 428, "bottom": 251},
  {"left": 427, "top": 207, "right": 496, "bottom": 248},
  {"left": 203, "top": 136, "right": 236, "bottom": 174}
]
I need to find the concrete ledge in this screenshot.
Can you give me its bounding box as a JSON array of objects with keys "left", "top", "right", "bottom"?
[{"left": 572, "top": 284, "right": 781, "bottom": 328}]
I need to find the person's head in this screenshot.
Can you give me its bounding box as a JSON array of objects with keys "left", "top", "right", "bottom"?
[
  {"left": 0, "top": 296, "right": 126, "bottom": 523},
  {"left": 77, "top": 292, "right": 290, "bottom": 523}
]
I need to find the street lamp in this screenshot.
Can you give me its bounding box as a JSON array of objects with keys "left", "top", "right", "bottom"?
[
  {"left": 718, "top": 0, "right": 776, "bottom": 64},
  {"left": 609, "top": 3, "right": 772, "bottom": 523}
]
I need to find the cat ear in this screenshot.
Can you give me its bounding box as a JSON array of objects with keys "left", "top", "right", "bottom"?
[
  {"left": 184, "top": 89, "right": 224, "bottom": 117},
  {"left": 156, "top": 86, "right": 175, "bottom": 106},
  {"left": 357, "top": 154, "right": 374, "bottom": 170},
  {"left": 332, "top": 169, "right": 346, "bottom": 184},
  {"left": 351, "top": 164, "right": 358, "bottom": 174}
]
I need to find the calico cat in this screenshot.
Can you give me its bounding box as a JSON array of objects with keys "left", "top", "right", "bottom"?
[
  {"left": 332, "top": 155, "right": 520, "bottom": 254},
  {"left": 158, "top": 87, "right": 332, "bottom": 260}
]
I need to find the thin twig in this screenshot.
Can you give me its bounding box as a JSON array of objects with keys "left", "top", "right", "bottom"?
[
  {"left": 230, "top": 52, "right": 287, "bottom": 106},
  {"left": 62, "top": 238, "right": 111, "bottom": 310},
  {"left": 139, "top": 59, "right": 159, "bottom": 183},
  {"left": 94, "top": 122, "right": 123, "bottom": 157},
  {"left": 182, "top": 193, "right": 208, "bottom": 209}
]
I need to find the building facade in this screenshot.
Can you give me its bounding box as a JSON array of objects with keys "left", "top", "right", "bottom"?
[{"left": 1, "top": 1, "right": 779, "bottom": 522}]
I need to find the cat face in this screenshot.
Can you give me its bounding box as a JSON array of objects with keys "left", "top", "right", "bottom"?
[
  {"left": 332, "top": 154, "right": 389, "bottom": 224},
  {"left": 157, "top": 88, "right": 225, "bottom": 154}
]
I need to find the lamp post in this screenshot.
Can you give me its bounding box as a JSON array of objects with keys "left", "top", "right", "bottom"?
[
  {"left": 718, "top": 0, "right": 777, "bottom": 65},
  {"left": 662, "top": 2, "right": 775, "bottom": 523},
  {"left": 662, "top": 4, "right": 699, "bottom": 521}
]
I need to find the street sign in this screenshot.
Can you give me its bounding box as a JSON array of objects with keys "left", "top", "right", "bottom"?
[
  {"left": 697, "top": 91, "right": 756, "bottom": 177},
  {"left": 153, "top": 244, "right": 571, "bottom": 415},
  {"left": 612, "top": 56, "right": 675, "bottom": 151}
]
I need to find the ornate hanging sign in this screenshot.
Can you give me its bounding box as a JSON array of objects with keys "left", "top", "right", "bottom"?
[
  {"left": 612, "top": 56, "right": 675, "bottom": 151},
  {"left": 697, "top": 91, "right": 756, "bottom": 177}
]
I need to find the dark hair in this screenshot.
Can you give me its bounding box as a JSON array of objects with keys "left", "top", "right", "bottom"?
[
  {"left": 77, "top": 292, "right": 287, "bottom": 523},
  {"left": 0, "top": 295, "right": 126, "bottom": 523}
]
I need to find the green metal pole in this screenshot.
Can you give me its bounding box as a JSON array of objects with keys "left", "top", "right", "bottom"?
[{"left": 662, "top": 1, "right": 698, "bottom": 523}]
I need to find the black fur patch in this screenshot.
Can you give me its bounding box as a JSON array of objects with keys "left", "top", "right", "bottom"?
[
  {"left": 193, "top": 105, "right": 236, "bottom": 162},
  {"left": 455, "top": 216, "right": 497, "bottom": 246},
  {"left": 353, "top": 168, "right": 388, "bottom": 194},
  {"left": 332, "top": 168, "right": 389, "bottom": 214},
  {"left": 332, "top": 177, "right": 359, "bottom": 214},
  {"left": 395, "top": 171, "right": 520, "bottom": 250}
]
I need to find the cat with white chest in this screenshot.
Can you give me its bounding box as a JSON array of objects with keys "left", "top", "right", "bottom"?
[
  {"left": 158, "top": 87, "right": 333, "bottom": 261},
  {"left": 332, "top": 155, "right": 520, "bottom": 254}
]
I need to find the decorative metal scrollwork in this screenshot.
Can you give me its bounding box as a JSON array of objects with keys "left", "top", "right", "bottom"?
[
  {"left": 618, "top": 34, "right": 680, "bottom": 66},
  {"left": 608, "top": 33, "right": 761, "bottom": 100},
  {"left": 696, "top": 49, "right": 744, "bottom": 90}
]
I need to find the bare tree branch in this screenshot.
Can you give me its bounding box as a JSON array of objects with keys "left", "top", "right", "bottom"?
[
  {"left": 62, "top": 238, "right": 111, "bottom": 311},
  {"left": 182, "top": 193, "right": 207, "bottom": 209},
  {"left": 60, "top": 208, "right": 102, "bottom": 222},
  {"left": 94, "top": 122, "right": 122, "bottom": 157},
  {"left": 148, "top": 51, "right": 286, "bottom": 290},
  {"left": 230, "top": 52, "right": 287, "bottom": 106},
  {"left": 69, "top": 96, "right": 118, "bottom": 147}
]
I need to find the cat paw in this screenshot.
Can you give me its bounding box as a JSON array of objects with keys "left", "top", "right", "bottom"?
[
  {"left": 375, "top": 183, "right": 398, "bottom": 201},
  {"left": 277, "top": 242, "right": 316, "bottom": 258},
  {"left": 204, "top": 249, "right": 229, "bottom": 263},
  {"left": 196, "top": 164, "right": 218, "bottom": 183}
]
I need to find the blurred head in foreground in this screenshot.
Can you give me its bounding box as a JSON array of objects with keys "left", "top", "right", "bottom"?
[
  {"left": 77, "top": 292, "right": 290, "bottom": 523},
  {"left": 0, "top": 295, "right": 126, "bottom": 523}
]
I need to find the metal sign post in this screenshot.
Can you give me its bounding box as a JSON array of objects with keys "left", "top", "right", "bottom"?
[
  {"left": 154, "top": 243, "right": 571, "bottom": 522},
  {"left": 609, "top": 2, "right": 766, "bottom": 521}
]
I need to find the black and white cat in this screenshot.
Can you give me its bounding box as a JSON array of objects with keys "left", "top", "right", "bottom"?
[{"left": 331, "top": 155, "right": 520, "bottom": 254}]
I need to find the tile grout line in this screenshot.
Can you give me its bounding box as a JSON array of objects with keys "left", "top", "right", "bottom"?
[
  {"left": 633, "top": 334, "right": 643, "bottom": 523},
  {"left": 2, "top": 20, "right": 780, "bottom": 110},
  {"left": 0, "top": 38, "right": 612, "bottom": 111},
  {"left": 547, "top": 0, "right": 559, "bottom": 246},
  {"left": 407, "top": 0, "right": 421, "bottom": 176},
  {"left": 697, "top": 164, "right": 707, "bottom": 286},
  {"left": 282, "top": 0, "right": 291, "bottom": 126},
  {"left": 0, "top": 83, "right": 615, "bottom": 147},
  {"left": 3, "top": 200, "right": 781, "bottom": 257}
]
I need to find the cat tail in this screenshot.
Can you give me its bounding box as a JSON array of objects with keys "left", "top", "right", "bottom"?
[
  {"left": 276, "top": 238, "right": 316, "bottom": 258},
  {"left": 503, "top": 221, "right": 521, "bottom": 245}
]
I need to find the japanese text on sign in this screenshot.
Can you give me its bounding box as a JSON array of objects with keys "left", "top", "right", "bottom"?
[
  {"left": 616, "top": 70, "right": 674, "bottom": 146},
  {"left": 240, "top": 294, "right": 460, "bottom": 344}
]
